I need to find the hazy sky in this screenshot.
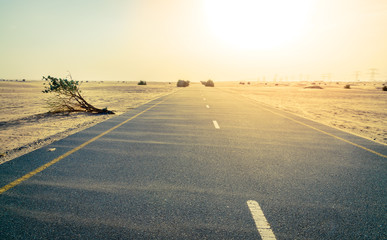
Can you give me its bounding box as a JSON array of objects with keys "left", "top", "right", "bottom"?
[{"left": 1, "top": 0, "right": 386, "bottom": 82}]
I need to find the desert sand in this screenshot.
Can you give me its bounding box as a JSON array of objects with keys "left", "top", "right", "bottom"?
[
  {"left": 0, "top": 80, "right": 177, "bottom": 163},
  {"left": 0, "top": 80, "right": 386, "bottom": 164},
  {"left": 216, "top": 81, "right": 386, "bottom": 146}
]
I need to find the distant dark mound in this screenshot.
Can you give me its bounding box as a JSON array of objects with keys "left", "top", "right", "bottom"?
[{"left": 304, "top": 85, "right": 323, "bottom": 89}]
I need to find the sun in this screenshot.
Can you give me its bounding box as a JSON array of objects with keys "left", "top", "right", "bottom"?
[{"left": 204, "top": 0, "right": 312, "bottom": 50}]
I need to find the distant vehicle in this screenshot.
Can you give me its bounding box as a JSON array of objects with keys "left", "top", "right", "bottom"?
[{"left": 205, "top": 79, "right": 214, "bottom": 87}]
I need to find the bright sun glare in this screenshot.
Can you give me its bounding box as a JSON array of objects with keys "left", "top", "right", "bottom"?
[{"left": 204, "top": 0, "right": 312, "bottom": 50}]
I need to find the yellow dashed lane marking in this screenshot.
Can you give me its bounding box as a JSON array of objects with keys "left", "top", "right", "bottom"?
[{"left": 0, "top": 99, "right": 167, "bottom": 194}]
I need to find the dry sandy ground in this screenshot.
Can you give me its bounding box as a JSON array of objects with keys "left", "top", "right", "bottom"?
[
  {"left": 1, "top": 80, "right": 386, "bottom": 164},
  {"left": 0, "top": 80, "right": 177, "bottom": 163},
  {"left": 216, "top": 81, "right": 387, "bottom": 146}
]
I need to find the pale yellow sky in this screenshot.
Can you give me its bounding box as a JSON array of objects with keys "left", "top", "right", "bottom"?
[{"left": 0, "top": 0, "right": 386, "bottom": 82}]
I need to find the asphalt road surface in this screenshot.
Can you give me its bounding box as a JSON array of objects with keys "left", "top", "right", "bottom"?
[{"left": 1, "top": 85, "right": 386, "bottom": 239}]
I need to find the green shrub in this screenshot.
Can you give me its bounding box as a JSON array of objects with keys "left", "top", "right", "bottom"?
[
  {"left": 383, "top": 86, "right": 387, "bottom": 91},
  {"left": 344, "top": 84, "right": 351, "bottom": 89},
  {"left": 42, "top": 75, "right": 114, "bottom": 114},
  {"left": 138, "top": 80, "right": 147, "bottom": 85},
  {"left": 205, "top": 79, "right": 214, "bottom": 87},
  {"left": 177, "top": 80, "right": 190, "bottom": 87}
]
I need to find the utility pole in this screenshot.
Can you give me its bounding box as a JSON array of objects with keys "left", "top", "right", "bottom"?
[
  {"left": 321, "top": 74, "right": 326, "bottom": 82},
  {"left": 327, "top": 73, "right": 332, "bottom": 82},
  {"left": 369, "top": 68, "right": 378, "bottom": 81},
  {"left": 321, "top": 73, "right": 331, "bottom": 82},
  {"left": 354, "top": 71, "right": 361, "bottom": 82}
]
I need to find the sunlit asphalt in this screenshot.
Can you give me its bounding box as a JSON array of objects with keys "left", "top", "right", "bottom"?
[{"left": 1, "top": 84, "right": 386, "bottom": 239}]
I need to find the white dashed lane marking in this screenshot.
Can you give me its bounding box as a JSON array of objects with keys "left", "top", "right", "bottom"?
[
  {"left": 247, "top": 200, "right": 276, "bottom": 239},
  {"left": 213, "top": 120, "right": 220, "bottom": 129}
]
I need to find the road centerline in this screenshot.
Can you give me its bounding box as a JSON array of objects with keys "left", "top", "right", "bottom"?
[
  {"left": 247, "top": 200, "right": 277, "bottom": 240},
  {"left": 213, "top": 120, "right": 220, "bottom": 129}
]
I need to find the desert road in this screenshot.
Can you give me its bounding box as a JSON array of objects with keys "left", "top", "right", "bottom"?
[{"left": 1, "top": 85, "right": 386, "bottom": 239}]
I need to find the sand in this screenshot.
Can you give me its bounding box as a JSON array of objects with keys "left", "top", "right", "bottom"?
[
  {"left": 0, "top": 80, "right": 177, "bottom": 163},
  {"left": 216, "top": 81, "right": 387, "bottom": 146},
  {"left": 0, "top": 80, "right": 386, "bottom": 164}
]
